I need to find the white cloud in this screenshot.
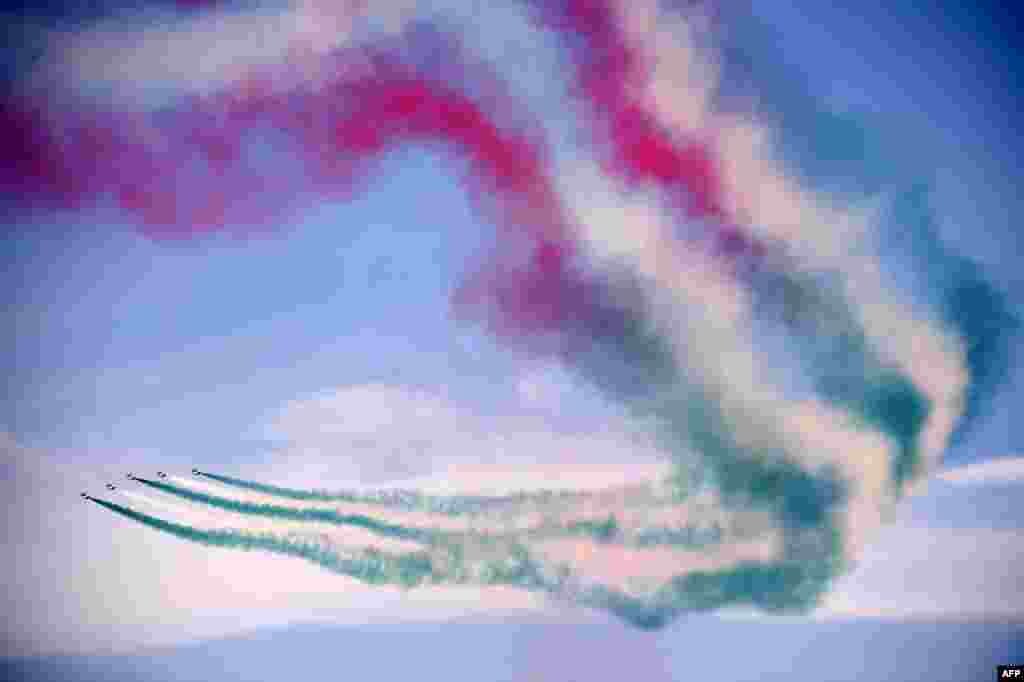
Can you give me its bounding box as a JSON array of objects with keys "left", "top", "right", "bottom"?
[
  {"left": 935, "top": 456, "right": 1024, "bottom": 485},
  {"left": 816, "top": 523, "right": 1024, "bottom": 621},
  {"left": 263, "top": 382, "right": 671, "bottom": 487}
]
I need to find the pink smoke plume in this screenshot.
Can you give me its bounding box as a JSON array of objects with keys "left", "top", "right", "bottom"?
[
  {"left": 532, "top": 0, "right": 768, "bottom": 267},
  {"left": 2, "top": 32, "right": 623, "bottom": 348},
  {"left": 0, "top": 0, "right": 772, "bottom": 364},
  {"left": 0, "top": 0, "right": 804, "bottom": 355},
  {"left": 536, "top": 0, "right": 722, "bottom": 214}
]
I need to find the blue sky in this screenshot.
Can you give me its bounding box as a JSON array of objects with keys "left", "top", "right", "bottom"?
[
  {"left": 2, "top": 0, "right": 1023, "bottom": 677},
  {"left": 6, "top": 148, "right": 500, "bottom": 458}
]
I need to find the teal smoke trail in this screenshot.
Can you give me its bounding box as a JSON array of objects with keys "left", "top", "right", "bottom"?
[
  {"left": 195, "top": 468, "right": 686, "bottom": 518},
  {"left": 529, "top": 0, "right": 937, "bottom": 492},
  {"left": 747, "top": 265, "right": 933, "bottom": 488},
  {"left": 557, "top": 298, "right": 848, "bottom": 531},
  {"left": 883, "top": 183, "right": 1020, "bottom": 446},
  {"left": 85, "top": 496, "right": 599, "bottom": 610},
  {"left": 133, "top": 477, "right": 441, "bottom": 543},
  {"left": 195, "top": 469, "right": 556, "bottom": 514},
  {"left": 88, "top": 494, "right": 837, "bottom": 629},
  {"left": 141, "top": 475, "right": 754, "bottom": 550},
  {"left": 88, "top": 496, "right": 442, "bottom": 588},
  {"left": 719, "top": 14, "right": 1018, "bottom": 453}
]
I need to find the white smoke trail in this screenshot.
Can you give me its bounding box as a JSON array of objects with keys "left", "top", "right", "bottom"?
[{"left": 603, "top": 0, "right": 969, "bottom": 485}]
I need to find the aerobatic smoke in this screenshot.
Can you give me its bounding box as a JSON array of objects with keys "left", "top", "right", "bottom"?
[{"left": 8, "top": 0, "right": 1016, "bottom": 628}]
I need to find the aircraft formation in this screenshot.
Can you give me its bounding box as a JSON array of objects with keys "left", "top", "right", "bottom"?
[{"left": 82, "top": 469, "right": 201, "bottom": 499}]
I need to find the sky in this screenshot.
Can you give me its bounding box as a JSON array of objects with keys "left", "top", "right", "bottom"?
[{"left": 2, "top": 0, "right": 1023, "bottom": 678}]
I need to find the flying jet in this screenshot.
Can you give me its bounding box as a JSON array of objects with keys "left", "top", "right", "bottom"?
[
  {"left": 80, "top": 492, "right": 89, "bottom": 499},
  {"left": 126, "top": 472, "right": 136, "bottom": 480},
  {"left": 157, "top": 471, "right": 168, "bottom": 479},
  {"left": 191, "top": 468, "right": 202, "bottom": 476},
  {"left": 106, "top": 483, "right": 117, "bottom": 491}
]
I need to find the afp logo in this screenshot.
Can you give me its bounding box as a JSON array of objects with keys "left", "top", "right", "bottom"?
[{"left": 998, "top": 666, "right": 1024, "bottom": 679}]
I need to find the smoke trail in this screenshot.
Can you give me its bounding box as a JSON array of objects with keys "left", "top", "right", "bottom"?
[
  {"left": 530, "top": 0, "right": 729, "bottom": 221},
  {"left": 133, "top": 477, "right": 441, "bottom": 543},
  {"left": 89, "top": 496, "right": 444, "bottom": 589},
  {"left": 4, "top": 34, "right": 560, "bottom": 241},
  {"left": 528, "top": 0, "right": 981, "bottom": 496},
  {"left": 196, "top": 468, "right": 596, "bottom": 515},
  {"left": 11, "top": 0, "right": 1014, "bottom": 627},
  {"left": 880, "top": 183, "right": 1020, "bottom": 445},
  {"left": 118, "top": 487, "right": 429, "bottom": 554},
  {"left": 712, "top": 13, "right": 1019, "bottom": 436},
  {"left": 89, "top": 488, "right": 822, "bottom": 629},
  {"left": 142, "top": 472, "right": 778, "bottom": 551}
]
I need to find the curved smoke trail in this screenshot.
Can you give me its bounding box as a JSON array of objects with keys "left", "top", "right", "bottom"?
[{"left": 5, "top": 0, "right": 1016, "bottom": 628}]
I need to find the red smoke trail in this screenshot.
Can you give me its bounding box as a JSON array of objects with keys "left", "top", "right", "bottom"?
[
  {"left": 2, "top": 43, "right": 555, "bottom": 231},
  {"left": 532, "top": 0, "right": 765, "bottom": 264},
  {"left": 0, "top": 38, "right": 624, "bottom": 348},
  {"left": 0, "top": 4, "right": 764, "bottom": 353}
]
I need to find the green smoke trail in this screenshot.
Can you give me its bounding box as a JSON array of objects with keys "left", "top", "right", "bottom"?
[
  {"left": 195, "top": 469, "right": 572, "bottom": 515},
  {"left": 722, "top": 13, "right": 1013, "bottom": 462},
  {"left": 749, "top": 266, "right": 932, "bottom": 489},
  {"left": 184, "top": 288, "right": 851, "bottom": 576},
  {"left": 184, "top": 270, "right": 855, "bottom": 557},
  {"left": 89, "top": 497, "right": 440, "bottom": 588},
  {"left": 142, "top": 475, "right": 763, "bottom": 551},
  {"left": 163, "top": 274, "right": 854, "bottom": 629},
  {"left": 578, "top": 538, "right": 839, "bottom": 630},
  {"left": 197, "top": 471, "right": 376, "bottom": 504},
  {"left": 133, "top": 477, "right": 443, "bottom": 544},
  {"left": 89, "top": 496, "right": 574, "bottom": 596},
  {"left": 90, "top": 495, "right": 837, "bottom": 628},
  {"left": 564, "top": 305, "right": 850, "bottom": 622},
  {"left": 883, "top": 182, "right": 1020, "bottom": 446},
  {"left": 652, "top": 386, "right": 846, "bottom": 529},
  {"left": 557, "top": 294, "right": 849, "bottom": 532},
  {"left": 126, "top": 284, "right": 872, "bottom": 629}
]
